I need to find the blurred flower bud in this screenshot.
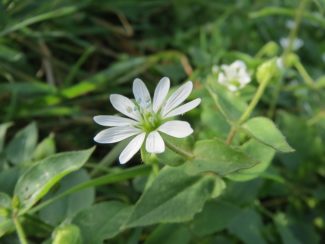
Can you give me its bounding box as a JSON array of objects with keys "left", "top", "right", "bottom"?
[
  {"left": 256, "top": 59, "right": 279, "bottom": 83},
  {"left": 52, "top": 224, "right": 82, "bottom": 244}
]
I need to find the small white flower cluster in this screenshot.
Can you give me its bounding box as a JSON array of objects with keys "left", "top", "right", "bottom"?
[
  {"left": 93, "top": 77, "right": 201, "bottom": 164},
  {"left": 280, "top": 37, "right": 304, "bottom": 51},
  {"left": 212, "top": 60, "right": 251, "bottom": 92}
]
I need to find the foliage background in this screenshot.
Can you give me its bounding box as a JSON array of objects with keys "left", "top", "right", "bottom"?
[{"left": 0, "top": 0, "right": 324, "bottom": 243}]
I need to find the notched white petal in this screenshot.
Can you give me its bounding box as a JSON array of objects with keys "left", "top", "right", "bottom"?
[
  {"left": 161, "top": 81, "right": 193, "bottom": 116},
  {"left": 119, "top": 133, "right": 146, "bottom": 164},
  {"left": 110, "top": 94, "right": 140, "bottom": 121},
  {"left": 164, "top": 98, "right": 201, "bottom": 118},
  {"left": 145, "top": 131, "right": 165, "bottom": 153},
  {"left": 133, "top": 78, "right": 151, "bottom": 108},
  {"left": 93, "top": 115, "right": 137, "bottom": 127},
  {"left": 94, "top": 126, "right": 141, "bottom": 144},
  {"left": 153, "top": 77, "right": 170, "bottom": 113},
  {"left": 158, "top": 120, "right": 193, "bottom": 138}
]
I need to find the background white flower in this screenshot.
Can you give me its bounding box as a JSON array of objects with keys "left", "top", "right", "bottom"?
[
  {"left": 93, "top": 77, "right": 201, "bottom": 164},
  {"left": 285, "top": 20, "right": 296, "bottom": 30},
  {"left": 280, "top": 37, "right": 304, "bottom": 51},
  {"left": 215, "top": 60, "right": 251, "bottom": 92}
]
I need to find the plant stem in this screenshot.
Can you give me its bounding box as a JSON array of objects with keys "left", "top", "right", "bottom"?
[
  {"left": 165, "top": 140, "right": 194, "bottom": 159},
  {"left": 90, "top": 140, "right": 127, "bottom": 177},
  {"left": 282, "top": 0, "right": 309, "bottom": 65},
  {"left": 294, "top": 61, "right": 315, "bottom": 88},
  {"left": 25, "top": 165, "right": 151, "bottom": 215},
  {"left": 13, "top": 215, "right": 28, "bottom": 244},
  {"left": 226, "top": 77, "right": 269, "bottom": 144}
]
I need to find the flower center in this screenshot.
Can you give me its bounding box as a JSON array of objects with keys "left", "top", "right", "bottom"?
[
  {"left": 229, "top": 79, "right": 241, "bottom": 87},
  {"left": 140, "top": 111, "right": 162, "bottom": 133}
]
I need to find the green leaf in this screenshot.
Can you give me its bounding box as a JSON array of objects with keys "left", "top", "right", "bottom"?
[
  {"left": 241, "top": 117, "right": 294, "bottom": 153},
  {"left": 228, "top": 208, "right": 267, "bottom": 244},
  {"left": 0, "top": 219, "right": 14, "bottom": 238},
  {"left": 0, "top": 122, "right": 12, "bottom": 152},
  {"left": 274, "top": 213, "right": 302, "bottom": 244},
  {"left": 145, "top": 224, "right": 191, "bottom": 244},
  {"left": 126, "top": 166, "right": 215, "bottom": 228},
  {"left": 207, "top": 76, "right": 248, "bottom": 121},
  {"left": 40, "top": 170, "right": 95, "bottom": 225},
  {"left": 32, "top": 133, "right": 56, "bottom": 161},
  {"left": 0, "top": 168, "right": 21, "bottom": 195},
  {"left": 227, "top": 139, "right": 275, "bottom": 181},
  {"left": 186, "top": 139, "right": 258, "bottom": 176},
  {"left": 0, "top": 193, "right": 13, "bottom": 238},
  {"left": 5, "top": 122, "right": 38, "bottom": 165},
  {"left": 52, "top": 224, "right": 82, "bottom": 244},
  {"left": 190, "top": 200, "right": 241, "bottom": 237},
  {"left": 14, "top": 147, "right": 94, "bottom": 213},
  {"left": 73, "top": 201, "right": 133, "bottom": 244}
]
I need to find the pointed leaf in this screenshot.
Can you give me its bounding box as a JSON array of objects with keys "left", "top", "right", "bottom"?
[
  {"left": 32, "top": 133, "right": 56, "bottom": 161},
  {"left": 73, "top": 201, "right": 133, "bottom": 244},
  {"left": 6, "top": 122, "right": 38, "bottom": 164},
  {"left": 40, "top": 170, "right": 95, "bottom": 225},
  {"left": 227, "top": 139, "right": 275, "bottom": 181},
  {"left": 126, "top": 166, "right": 216, "bottom": 228},
  {"left": 241, "top": 117, "right": 294, "bottom": 152},
  {"left": 14, "top": 147, "right": 94, "bottom": 213},
  {"left": 186, "top": 139, "right": 258, "bottom": 176}
]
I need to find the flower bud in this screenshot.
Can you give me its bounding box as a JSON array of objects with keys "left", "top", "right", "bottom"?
[
  {"left": 52, "top": 224, "right": 82, "bottom": 244},
  {"left": 260, "top": 41, "right": 279, "bottom": 57},
  {"left": 256, "top": 59, "right": 279, "bottom": 83}
]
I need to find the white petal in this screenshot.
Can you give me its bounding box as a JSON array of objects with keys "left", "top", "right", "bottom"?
[
  {"left": 218, "top": 73, "right": 227, "bottom": 85},
  {"left": 94, "top": 126, "right": 141, "bottom": 144},
  {"left": 158, "top": 120, "right": 193, "bottom": 138},
  {"left": 153, "top": 77, "right": 170, "bottom": 113},
  {"left": 119, "top": 133, "right": 145, "bottom": 164},
  {"left": 161, "top": 81, "right": 193, "bottom": 116},
  {"left": 145, "top": 131, "right": 165, "bottom": 153},
  {"left": 231, "top": 60, "right": 246, "bottom": 70},
  {"left": 164, "top": 98, "right": 201, "bottom": 118},
  {"left": 133, "top": 78, "right": 151, "bottom": 108},
  {"left": 227, "top": 84, "right": 238, "bottom": 92},
  {"left": 110, "top": 94, "right": 140, "bottom": 121},
  {"left": 212, "top": 65, "right": 219, "bottom": 73},
  {"left": 93, "top": 115, "right": 137, "bottom": 127}
]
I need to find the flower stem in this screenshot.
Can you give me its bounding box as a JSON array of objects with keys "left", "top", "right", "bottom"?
[
  {"left": 226, "top": 77, "right": 269, "bottom": 144},
  {"left": 294, "top": 61, "right": 315, "bottom": 88},
  {"left": 282, "top": 0, "right": 309, "bottom": 65},
  {"left": 13, "top": 214, "right": 28, "bottom": 244},
  {"left": 165, "top": 140, "right": 194, "bottom": 160}
]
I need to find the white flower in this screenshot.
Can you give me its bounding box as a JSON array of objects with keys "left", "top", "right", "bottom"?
[
  {"left": 93, "top": 77, "right": 201, "bottom": 164},
  {"left": 215, "top": 60, "right": 251, "bottom": 92},
  {"left": 285, "top": 20, "right": 296, "bottom": 29},
  {"left": 280, "top": 37, "right": 304, "bottom": 51},
  {"left": 276, "top": 57, "right": 284, "bottom": 70}
]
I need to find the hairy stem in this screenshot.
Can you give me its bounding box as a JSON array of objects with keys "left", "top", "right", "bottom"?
[{"left": 226, "top": 77, "right": 269, "bottom": 144}]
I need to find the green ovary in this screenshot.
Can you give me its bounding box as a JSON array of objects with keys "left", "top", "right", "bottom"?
[{"left": 140, "top": 112, "right": 162, "bottom": 133}]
